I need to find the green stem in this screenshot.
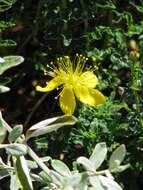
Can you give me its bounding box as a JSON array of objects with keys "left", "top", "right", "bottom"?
[
  {"left": 1, "top": 112, "right": 51, "bottom": 176},
  {"left": 27, "top": 146, "right": 50, "bottom": 175},
  {"left": 24, "top": 93, "right": 48, "bottom": 129},
  {"left": 130, "top": 58, "right": 143, "bottom": 128},
  {"left": 80, "top": 0, "right": 89, "bottom": 49}
]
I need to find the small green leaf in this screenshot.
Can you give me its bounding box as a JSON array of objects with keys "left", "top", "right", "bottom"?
[
  {"left": 0, "top": 85, "right": 10, "bottom": 93},
  {"left": 39, "top": 171, "right": 52, "bottom": 184},
  {"left": 0, "top": 39, "right": 17, "bottom": 47},
  {"left": 89, "top": 176, "right": 104, "bottom": 190},
  {"left": 49, "top": 170, "right": 62, "bottom": 186},
  {"left": 62, "top": 35, "right": 72, "bottom": 47},
  {"left": 3, "top": 144, "right": 27, "bottom": 156},
  {"left": 8, "top": 125, "right": 23, "bottom": 143},
  {"left": 0, "top": 77, "right": 12, "bottom": 85},
  {"left": 27, "top": 160, "right": 38, "bottom": 169},
  {"left": 89, "top": 142, "right": 107, "bottom": 170},
  {"left": 69, "top": 173, "right": 81, "bottom": 187},
  {"left": 10, "top": 174, "right": 21, "bottom": 190},
  {"left": 111, "top": 164, "right": 130, "bottom": 173},
  {"left": 76, "top": 172, "right": 88, "bottom": 190},
  {"left": 109, "top": 145, "right": 126, "bottom": 173},
  {"left": 99, "top": 175, "right": 123, "bottom": 190},
  {"left": 76, "top": 157, "right": 95, "bottom": 172},
  {"left": 41, "top": 156, "right": 51, "bottom": 162},
  {"left": 16, "top": 156, "right": 33, "bottom": 190},
  {"left": 26, "top": 115, "right": 77, "bottom": 140},
  {"left": 0, "top": 119, "right": 7, "bottom": 143},
  {"left": 0, "top": 0, "right": 17, "bottom": 12},
  {"left": 0, "top": 55, "right": 24, "bottom": 75},
  {"left": 51, "top": 159, "right": 71, "bottom": 177},
  {"left": 0, "top": 170, "right": 9, "bottom": 180}
]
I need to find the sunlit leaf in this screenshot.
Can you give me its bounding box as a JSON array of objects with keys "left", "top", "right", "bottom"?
[
  {"left": 51, "top": 159, "right": 71, "bottom": 177},
  {"left": 99, "top": 175, "right": 123, "bottom": 190},
  {"left": 0, "top": 143, "right": 27, "bottom": 156},
  {"left": 0, "top": 118, "right": 7, "bottom": 143},
  {"left": 89, "top": 142, "right": 107, "bottom": 170},
  {"left": 8, "top": 125, "right": 23, "bottom": 143},
  {"left": 16, "top": 156, "right": 33, "bottom": 190},
  {"left": 26, "top": 115, "right": 77, "bottom": 140},
  {"left": 89, "top": 176, "right": 104, "bottom": 190},
  {"left": 109, "top": 145, "right": 126, "bottom": 173},
  {"left": 10, "top": 174, "right": 21, "bottom": 190},
  {"left": 77, "top": 157, "right": 95, "bottom": 172},
  {"left": 0, "top": 85, "right": 10, "bottom": 93},
  {"left": 0, "top": 55, "right": 24, "bottom": 75}
]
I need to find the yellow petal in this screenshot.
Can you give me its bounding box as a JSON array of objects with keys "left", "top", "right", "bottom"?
[
  {"left": 74, "top": 85, "right": 96, "bottom": 106},
  {"left": 80, "top": 71, "right": 99, "bottom": 88},
  {"left": 59, "top": 86, "right": 76, "bottom": 114},
  {"left": 74, "top": 85, "right": 105, "bottom": 106},
  {"left": 36, "top": 77, "right": 62, "bottom": 92},
  {"left": 89, "top": 89, "right": 106, "bottom": 106}
]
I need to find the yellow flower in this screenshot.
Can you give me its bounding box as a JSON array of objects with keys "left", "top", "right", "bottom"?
[{"left": 36, "top": 54, "right": 106, "bottom": 114}]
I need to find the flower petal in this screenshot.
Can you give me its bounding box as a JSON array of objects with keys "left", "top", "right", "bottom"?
[
  {"left": 74, "top": 85, "right": 105, "bottom": 106},
  {"left": 36, "top": 77, "right": 62, "bottom": 92},
  {"left": 59, "top": 86, "right": 76, "bottom": 114},
  {"left": 80, "top": 71, "right": 99, "bottom": 88},
  {"left": 74, "top": 85, "right": 96, "bottom": 106},
  {"left": 89, "top": 88, "right": 106, "bottom": 106}
]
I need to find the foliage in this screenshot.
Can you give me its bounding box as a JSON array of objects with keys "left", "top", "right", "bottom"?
[
  {"left": 0, "top": 0, "right": 143, "bottom": 189},
  {"left": 0, "top": 111, "right": 128, "bottom": 190},
  {"left": 0, "top": 55, "right": 24, "bottom": 92}
]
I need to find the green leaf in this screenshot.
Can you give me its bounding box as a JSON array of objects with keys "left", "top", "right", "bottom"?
[
  {"left": 76, "top": 157, "right": 95, "bottom": 172},
  {"left": 26, "top": 115, "right": 77, "bottom": 140},
  {"left": 49, "top": 170, "right": 62, "bottom": 186},
  {"left": 8, "top": 125, "right": 23, "bottom": 143},
  {"left": 40, "top": 156, "right": 51, "bottom": 162},
  {"left": 27, "top": 160, "right": 38, "bottom": 169},
  {"left": 76, "top": 172, "right": 88, "bottom": 190},
  {"left": 89, "top": 176, "right": 104, "bottom": 190},
  {"left": 99, "top": 175, "right": 123, "bottom": 190},
  {"left": 62, "top": 35, "right": 72, "bottom": 46},
  {"left": 0, "top": 0, "right": 17, "bottom": 12},
  {"left": 0, "top": 118, "right": 7, "bottom": 143},
  {"left": 89, "top": 142, "right": 107, "bottom": 170},
  {"left": 109, "top": 144, "right": 126, "bottom": 173},
  {"left": 10, "top": 174, "right": 21, "bottom": 190},
  {"left": 0, "top": 77, "right": 12, "bottom": 85},
  {"left": 69, "top": 173, "right": 82, "bottom": 188},
  {"left": 113, "top": 164, "right": 130, "bottom": 173},
  {"left": 0, "top": 85, "right": 10, "bottom": 93},
  {"left": 51, "top": 159, "right": 71, "bottom": 177},
  {"left": 0, "top": 39, "right": 17, "bottom": 47},
  {"left": 130, "top": 2, "right": 143, "bottom": 13},
  {"left": 0, "top": 170, "right": 9, "bottom": 180},
  {"left": 16, "top": 156, "right": 33, "bottom": 190},
  {"left": 0, "top": 55, "right": 24, "bottom": 75},
  {"left": 0, "top": 143, "right": 27, "bottom": 156},
  {"left": 39, "top": 171, "right": 52, "bottom": 184}
]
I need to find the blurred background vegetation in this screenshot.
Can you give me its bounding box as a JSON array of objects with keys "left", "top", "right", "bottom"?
[{"left": 0, "top": 0, "right": 143, "bottom": 189}]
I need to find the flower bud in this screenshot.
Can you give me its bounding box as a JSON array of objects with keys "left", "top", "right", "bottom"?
[{"left": 129, "top": 40, "right": 138, "bottom": 50}]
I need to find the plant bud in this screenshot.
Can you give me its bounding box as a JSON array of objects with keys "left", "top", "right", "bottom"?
[{"left": 129, "top": 40, "right": 138, "bottom": 50}]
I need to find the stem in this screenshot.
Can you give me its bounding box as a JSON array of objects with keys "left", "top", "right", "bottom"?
[
  {"left": 18, "top": 0, "right": 44, "bottom": 52},
  {"left": 80, "top": 0, "right": 89, "bottom": 49},
  {"left": 27, "top": 146, "right": 50, "bottom": 175},
  {"left": 130, "top": 57, "right": 143, "bottom": 128},
  {"left": 24, "top": 93, "right": 48, "bottom": 129},
  {"left": 0, "top": 112, "right": 51, "bottom": 176}
]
